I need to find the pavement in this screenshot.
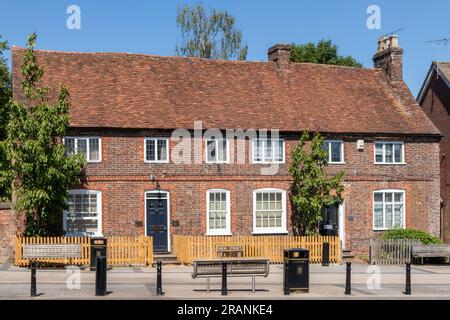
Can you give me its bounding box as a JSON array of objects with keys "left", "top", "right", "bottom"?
[{"left": 1, "top": 262, "right": 450, "bottom": 299}]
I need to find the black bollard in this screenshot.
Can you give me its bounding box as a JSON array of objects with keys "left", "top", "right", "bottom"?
[
  {"left": 322, "top": 242, "right": 330, "bottom": 267},
  {"left": 30, "top": 260, "right": 37, "bottom": 297},
  {"left": 345, "top": 262, "right": 351, "bottom": 295},
  {"left": 221, "top": 261, "right": 228, "bottom": 296},
  {"left": 95, "top": 256, "right": 107, "bottom": 296},
  {"left": 156, "top": 260, "right": 164, "bottom": 296},
  {"left": 404, "top": 263, "right": 411, "bottom": 295}
]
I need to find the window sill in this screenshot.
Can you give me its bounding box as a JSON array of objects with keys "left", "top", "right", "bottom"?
[
  {"left": 373, "top": 162, "right": 407, "bottom": 165},
  {"left": 144, "top": 160, "right": 170, "bottom": 164},
  {"left": 329, "top": 162, "right": 346, "bottom": 165},
  {"left": 205, "top": 232, "right": 232, "bottom": 236},
  {"left": 252, "top": 230, "right": 288, "bottom": 235}
]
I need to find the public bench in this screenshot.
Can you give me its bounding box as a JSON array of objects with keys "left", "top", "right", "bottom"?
[
  {"left": 412, "top": 244, "right": 450, "bottom": 264},
  {"left": 23, "top": 244, "right": 83, "bottom": 265},
  {"left": 192, "top": 258, "right": 270, "bottom": 292}
]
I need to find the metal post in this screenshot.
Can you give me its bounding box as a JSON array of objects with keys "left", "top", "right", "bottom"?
[
  {"left": 345, "top": 262, "right": 351, "bottom": 295},
  {"left": 95, "top": 256, "right": 107, "bottom": 296},
  {"left": 284, "top": 258, "right": 290, "bottom": 295},
  {"left": 157, "top": 260, "right": 164, "bottom": 296},
  {"left": 30, "top": 261, "right": 37, "bottom": 297},
  {"left": 404, "top": 263, "right": 411, "bottom": 295},
  {"left": 322, "top": 242, "right": 330, "bottom": 267},
  {"left": 252, "top": 275, "right": 256, "bottom": 293},
  {"left": 221, "top": 261, "right": 228, "bottom": 296}
]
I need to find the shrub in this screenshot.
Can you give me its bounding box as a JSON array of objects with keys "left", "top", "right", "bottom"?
[{"left": 382, "top": 228, "right": 442, "bottom": 244}]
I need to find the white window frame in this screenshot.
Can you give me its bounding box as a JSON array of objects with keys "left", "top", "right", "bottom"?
[
  {"left": 63, "top": 137, "right": 102, "bottom": 163},
  {"left": 206, "top": 189, "right": 231, "bottom": 236},
  {"left": 205, "top": 139, "right": 230, "bottom": 164},
  {"left": 372, "top": 189, "right": 406, "bottom": 231},
  {"left": 251, "top": 139, "right": 285, "bottom": 164},
  {"left": 63, "top": 189, "right": 102, "bottom": 237},
  {"left": 374, "top": 141, "right": 405, "bottom": 164},
  {"left": 323, "top": 140, "right": 345, "bottom": 164},
  {"left": 252, "top": 188, "right": 288, "bottom": 234},
  {"left": 144, "top": 137, "right": 170, "bottom": 163}
]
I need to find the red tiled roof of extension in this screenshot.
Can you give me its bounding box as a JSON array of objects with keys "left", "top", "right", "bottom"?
[{"left": 11, "top": 47, "right": 441, "bottom": 136}]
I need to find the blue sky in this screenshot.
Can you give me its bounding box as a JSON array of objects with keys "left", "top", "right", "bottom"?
[{"left": 1, "top": 0, "right": 449, "bottom": 95}]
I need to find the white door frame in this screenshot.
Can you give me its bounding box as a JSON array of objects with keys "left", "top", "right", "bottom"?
[
  {"left": 338, "top": 202, "right": 346, "bottom": 249},
  {"left": 144, "top": 190, "right": 171, "bottom": 252}
]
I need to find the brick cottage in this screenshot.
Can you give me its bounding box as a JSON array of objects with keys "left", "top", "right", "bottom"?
[
  {"left": 10, "top": 35, "right": 441, "bottom": 257},
  {"left": 417, "top": 62, "right": 450, "bottom": 242}
]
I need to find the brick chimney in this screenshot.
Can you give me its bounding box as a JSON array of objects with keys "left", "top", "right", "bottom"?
[
  {"left": 372, "top": 35, "right": 403, "bottom": 81},
  {"left": 268, "top": 44, "right": 291, "bottom": 68}
]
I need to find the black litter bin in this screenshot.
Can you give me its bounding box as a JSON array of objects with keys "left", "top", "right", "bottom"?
[
  {"left": 90, "top": 237, "right": 107, "bottom": 271},
  {"left": 283, "top": 248, "right": 309, "bottom": 294}
]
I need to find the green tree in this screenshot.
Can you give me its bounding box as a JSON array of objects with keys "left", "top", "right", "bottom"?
[
  {"left": 289, "top": 131, "right": 345, "bottom": 235},
  {"left": 0, "top": 35, "right": 12, "bottom": 201},
  {"left": 175, "top": 3, "right": 248, "bottom": 60},
  {"left": 3, "top": 33, "right": 85, "bottom": 236},
  {"left": 291, "top": 39, "right": 362, "bottom": 67}
]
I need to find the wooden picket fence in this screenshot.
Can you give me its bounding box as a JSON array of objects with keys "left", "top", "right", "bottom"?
[
  {"left": 14, "top": 236, "right": 153, "bottom": 267},
  {"left": 172, "top": 235, "right": 341, "bottom": 264},
  {"left": 369, "top": 238, "right": 421, "bottom": 265}
]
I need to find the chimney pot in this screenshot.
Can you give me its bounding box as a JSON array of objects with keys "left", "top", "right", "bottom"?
[{"left": 268, "top": 44, "right": 291, "bottom": 68}]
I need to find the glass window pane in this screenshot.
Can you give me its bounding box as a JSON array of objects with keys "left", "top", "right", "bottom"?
[
  {"left": 89, "top": 138, "right": 100, "bottom": 161},
  {"left": 207, "top": 140, "right": 216, "bottom": 162},
  {"left": 394, "top": 204, "right": 403, "bottom": 227},
  {"left": 157, "top": 139, "right": 167, "bottom": 161},
  {"left": 330, "top": 142, "right": 342, "bottom": 162},
  {"left": 146, "top": 140, "right": 156, "bottom": 161},
  {"left": 65, "top": 138, "right": 75, "bottom": 156},
  {"left": 385, "top": 193, "right": 393, "bottom": 202},
  {"left": 394, "top": 193, "right": 403, "bottom": 202},
  {"left": 385, "top": 204, "right": 393, "bottom": 229},
  {"left": 394, "top": 144, "right": 402, "bottom": 163},
  {"left": 218, "top": 140, "right": 227, "bottom": 162},
  {"left": 275, "top": 140, "right": 284, "bottom": 162},
  {"left": 375, "top": 144, "right": 383, "bottom": 163},
  {"left": 254, "top": 140, "right": 262, "bottom": 162},
  {"left": 264, "top": 140, "right": 273, "bottom": 162},
  {"left": 66, "top": 192, "right": 98, "bottom": 235},
  {"left": 77, "top": 139, "right": 87, "bottom": 159},
  {"left": 374, "top": 204, "right": 383, "bottom": 229},
  {"left": 374, "top": 193, "right": 383, "bottom": 203},
  {"left": 385, "top": 144, "right": 393, "bottom": 163}
]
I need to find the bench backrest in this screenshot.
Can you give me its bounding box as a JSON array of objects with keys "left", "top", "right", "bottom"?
[
  {"left": 412, "top": 244, "right": 450, "bottom": 257},
  {"left": 23, "top": 244, "right": 83, "bottom": 259},
  {"left": 193, "top": 259, "right": 270, "bottom": 278},
  {"left": 217, "top": 245, "right": 244, "bottom": 258}
]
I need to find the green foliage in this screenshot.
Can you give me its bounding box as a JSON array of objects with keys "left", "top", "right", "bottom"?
[
  {"left": 175, "top": 3, "right": 247, "bottom": 60},
  {"left": 3, "top": 33, "right": 85, "bottom": 236},
  {"left": 289, "top": 132, "right": 345, "bottom": 235},
  {"left": 382, "top": 228, "right": 442, "bottom": 244},
  {"left": 291, "top": 39, "right": 362, "bottom": 67},
  {"left": 0, "top": 35, "right": 12, "bottom": 201}
]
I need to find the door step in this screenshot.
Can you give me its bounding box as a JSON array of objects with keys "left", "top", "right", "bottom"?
[{"left": 153, "top": 253, "right": 182, "bottom": 266}]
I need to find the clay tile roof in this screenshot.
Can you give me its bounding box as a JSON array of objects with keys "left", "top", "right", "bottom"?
[{"left": 12, "top": 47, "right": 440, "bottom": 136}]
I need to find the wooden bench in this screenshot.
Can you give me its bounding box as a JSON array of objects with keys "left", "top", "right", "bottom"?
[
  {"left": 216, "top": 245, "right": 244, "bottom": 258},
  {"left": 192, "top": 258, "right": 270, "bottom": 292},
  {"left": 412, "top": 244, "right": 450, "bottom": 264},
  {"left": 23, "top": 244, "right": 83, "bottom": 265}
]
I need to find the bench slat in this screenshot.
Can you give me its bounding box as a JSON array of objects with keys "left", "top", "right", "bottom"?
[{"left": 23, "top": 244, "right": 83, "bottom": 259}]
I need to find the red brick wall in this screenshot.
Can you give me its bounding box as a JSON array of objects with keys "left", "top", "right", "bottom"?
[
  {"left": 67, "top": 129, "right": 441, "bottom": 256},
  {"left": 419, "top": 74, "right": 450, "bottom": 242},
  {"left": 0, "top": 204, "right": 17, "bottom": 264}
]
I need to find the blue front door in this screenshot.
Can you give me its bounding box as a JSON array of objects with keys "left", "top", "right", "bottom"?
[{"left": 146, "top": 192, "right": 168, "bottom": 252}]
